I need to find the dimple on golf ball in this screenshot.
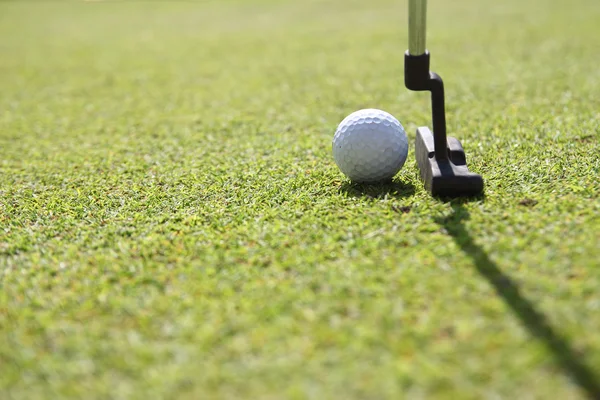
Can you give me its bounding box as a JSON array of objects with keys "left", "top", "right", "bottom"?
[{"left": 332, "top": 109, "right": 409, "bottom": 183}]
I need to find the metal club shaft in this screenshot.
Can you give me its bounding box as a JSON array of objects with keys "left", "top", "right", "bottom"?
[{"left": 408, "top": 0, "right": 427, "bottom": 56}]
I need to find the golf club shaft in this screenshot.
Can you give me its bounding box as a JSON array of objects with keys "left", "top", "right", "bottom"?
[{"left": 408, "top": 0, "right": 427, "bottom": 55}]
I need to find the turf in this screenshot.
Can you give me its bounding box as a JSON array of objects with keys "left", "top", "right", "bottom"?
[{"left": 1, "top": 0, "right": 599, "bottom": 398}]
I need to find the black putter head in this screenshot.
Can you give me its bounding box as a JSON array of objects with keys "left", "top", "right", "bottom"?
[
  {"left": 405, "top": 0, "right": 484, "bottom": 197},
  {"left": 415, "top": 127, "right": 484, "bottom": 196}
]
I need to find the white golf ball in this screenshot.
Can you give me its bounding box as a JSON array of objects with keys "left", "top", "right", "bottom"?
[{"left": 332, "top": 109, "right": 409, "bottom": 183}]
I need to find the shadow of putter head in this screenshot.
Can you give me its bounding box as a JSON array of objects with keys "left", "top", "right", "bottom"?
[{"left": 405, "top": 0, "right": 484, "bottom": 197}]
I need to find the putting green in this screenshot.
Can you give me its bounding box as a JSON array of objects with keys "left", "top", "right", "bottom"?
[{"left": 1, "top": 0, "right": 599, "bottom": 398}]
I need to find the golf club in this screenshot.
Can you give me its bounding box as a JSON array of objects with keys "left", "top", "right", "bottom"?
[{"left": 405, "top": 0, "right": 484, "bottom": 197}]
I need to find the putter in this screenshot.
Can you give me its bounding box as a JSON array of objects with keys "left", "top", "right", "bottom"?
[{"left": 405, "top": 0, "right": 484, "bottom": 197}]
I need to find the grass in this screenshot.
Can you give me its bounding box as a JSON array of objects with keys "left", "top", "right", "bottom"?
[{"left": 1, "top": 0, "right": 599, "bottom": 398}]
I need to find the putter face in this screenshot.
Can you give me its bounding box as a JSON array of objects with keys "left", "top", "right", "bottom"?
[{"left": 415, "top": 127, "right": 484, "bottom": 197}]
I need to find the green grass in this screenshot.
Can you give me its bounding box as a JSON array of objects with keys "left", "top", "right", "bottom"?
[{"left": 1, "top": 0, "right": 599, "bottom": 398}]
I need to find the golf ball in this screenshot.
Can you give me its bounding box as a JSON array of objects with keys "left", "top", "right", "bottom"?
[{"left": 332, "top": 109, "right": 408, "bottom": 183}]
